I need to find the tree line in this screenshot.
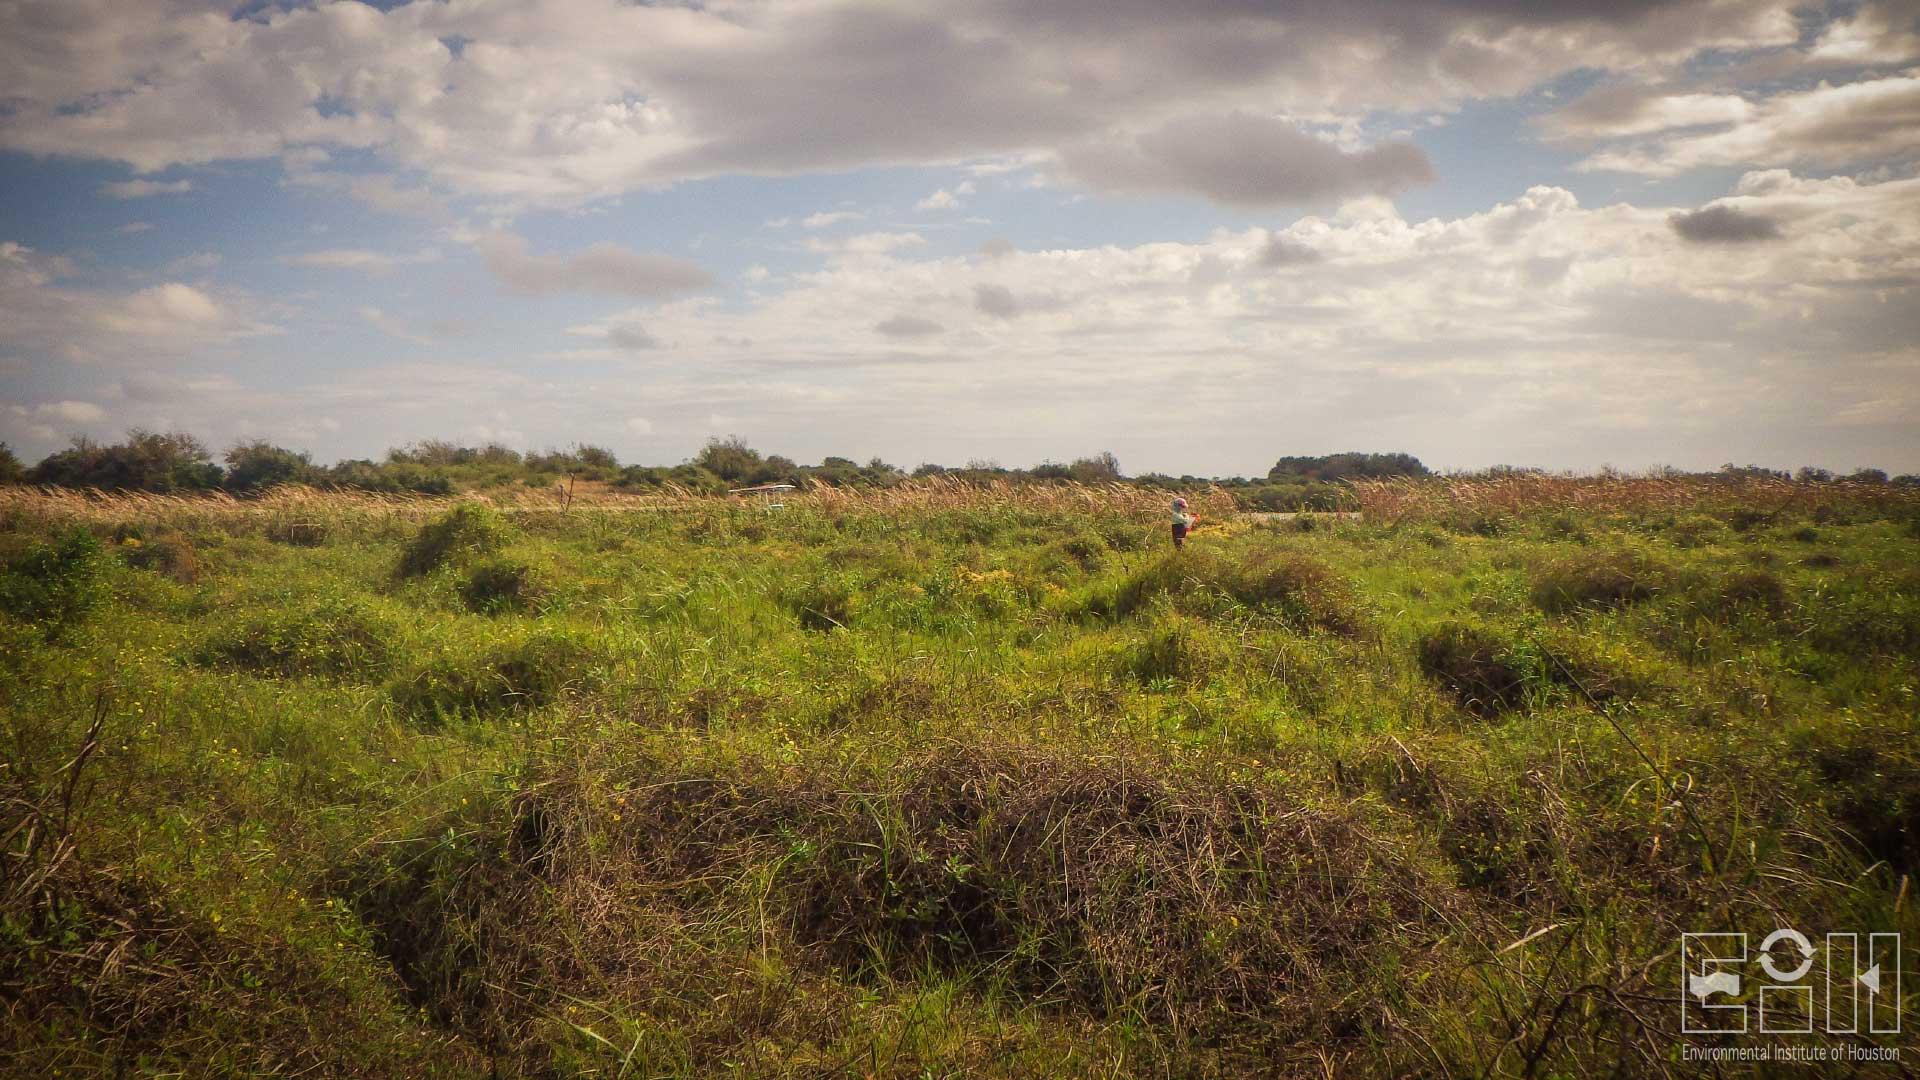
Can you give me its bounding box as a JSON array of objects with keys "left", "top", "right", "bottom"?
[{"left": 1, "top": 432, "right": 1911, "bottom": 509}]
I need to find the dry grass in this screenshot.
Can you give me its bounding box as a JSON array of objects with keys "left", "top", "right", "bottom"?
[
  {"left": 1352, "top": 473, "right": 1920, "bottom": 523},
  {"left": 0, "top": 478, "right": 1239, "bottom": 530}
]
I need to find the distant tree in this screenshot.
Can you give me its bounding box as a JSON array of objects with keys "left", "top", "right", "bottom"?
[
  {"left": 224, "top": 440, "right": 313, "bottom": 493},
  {"left": 574, "top": 444, "right": 618, "bottom": 471},
  {"left": 1720, "top": 463, "right": 1789, "bottom": 481},
  {"left": 0, "top": 443, "right": 21, "bottom": 485},
  {"left": 694, "top": 436, "right": 763, "bottom": 482},
  {"left": 323, "top": 458, "right": 454, "bottom": 495},
  {"left": 1029, "top": 461, "right": 1072, "bottom": 481},
  {"left": 29, "top": 431, "right": 223, "bottom": 492},
  {"left": 1846, "top": 468, "right": 1888, "bottom": 484},
  {"left": 1893, "top": 474, "right": 1920, "bottom": 488},
  {"left": 747, "top": 454, "right": 802, "bottom": 485},
  {"left": 1268, "top": 452, "right": 1427, "bottom": 483},
  {"left": 1795, "top": 467, "right": 1834, "bottom": 483},
  {"left": 1068, "top": 451, "right": 1123, "bottom": 484}
]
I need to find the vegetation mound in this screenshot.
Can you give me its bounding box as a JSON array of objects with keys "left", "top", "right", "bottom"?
[
  {"left": 194, "top": 596, "right": 396, "bottom": 680},
  {"left": 348, "top": 741, "right": 1460, "bottom": 1066},
  {"left": 1096, "top": 548, "right": 1361, "bottom": 633},
  {"left": 1530, "top": 551, "right": 1665, "bottom": 613},
  {"left": 396, "top": 503, "right": 511, "bottom": 578}
]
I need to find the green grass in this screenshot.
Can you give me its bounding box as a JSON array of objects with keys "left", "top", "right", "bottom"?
[{"left": 2, "top": 496, "right": 1917, "bottom": 1076}]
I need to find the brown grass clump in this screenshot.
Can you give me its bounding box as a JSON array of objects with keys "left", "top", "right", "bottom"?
[
  {"left": 117, "top": 529, "right": 201, "bottom": 584},
  {"left": 346, "top": 741, "right": 1464, "bottom": 1068}
]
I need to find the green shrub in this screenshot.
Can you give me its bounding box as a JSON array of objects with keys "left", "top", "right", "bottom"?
[
  {"left": 1117, "top": 617, "right": 1226, "bottom": 685},
  {"left": 784, "top": 576, "right": 858, "bottom": 631},
  {"left": 0, "top": 528, "right": 107, "bottom": 634},
  {"left": 195, "top": 597, "right": 395, "bottom": 679},
  {"left": 460, "top": 560, "right": 550, "bottom": 615},
  {"left": 397, "top": 503, "right": 510, "bottom": 578},
  {"left": 1531, "top": 551, "right": 1663, "bottom": 614}
]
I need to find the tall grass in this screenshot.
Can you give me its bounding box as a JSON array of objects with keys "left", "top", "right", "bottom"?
[{"left": 2, "top": 484, "right": 1914, "bottom": 1076}]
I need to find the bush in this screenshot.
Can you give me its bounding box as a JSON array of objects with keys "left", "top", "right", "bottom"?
[
  {"left": 397, "top": 504, "right": 510, "bottom": 578},
  {"left": 194, "top": 597, "right": 395, "bottom": 679},
  {"left": 1417, "top": 622, "right": 1534, "bottom": 717},
  {"left": 27, "top": 431, "right": 223, "bottom": 492},
  {"left": 223, "top": 440, "right": 313, "bottom": 493},
  {"left": 785, "top": 576, "right": 858, "bottom": 631},
  {"left": 460, "top": 560, "right": 550, "bottom": 615},
  {"left": 0, "top": 443, "right": 21, "bottom": 485},
  {"left": 1118, "top": 617, "right": 1226, "bottom": 685},
  {"left": 1531, "top": 551, "right": 1663, "bottom": 614},
  {"left": 0, "top": 528, "right": 107, "bottom": 634},
  {"left": 387, "top": 632, "right": 600, "bottom": 720}
]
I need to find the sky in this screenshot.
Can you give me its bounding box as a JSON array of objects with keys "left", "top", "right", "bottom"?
[{"left": 2, "top": 0, "right": 1918, "bottom": 477}]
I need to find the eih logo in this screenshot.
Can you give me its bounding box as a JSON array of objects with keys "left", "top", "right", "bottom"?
[{"left": 1683, "top": 930, "right": 1901, "bottom": 1036}]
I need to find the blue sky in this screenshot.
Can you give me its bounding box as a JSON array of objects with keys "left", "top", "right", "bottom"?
[{"left": 3, "top": 0, "right": 1918, "bottom": 476}]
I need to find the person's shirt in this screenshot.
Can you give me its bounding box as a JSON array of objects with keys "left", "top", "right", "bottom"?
[{"left": 1171, "top": 501, "right": 1193, "bottom": 527}]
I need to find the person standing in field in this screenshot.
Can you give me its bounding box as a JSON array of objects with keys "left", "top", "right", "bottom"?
[{"left": 1171, "top": 496, "right": 1197, "bottom": 549}]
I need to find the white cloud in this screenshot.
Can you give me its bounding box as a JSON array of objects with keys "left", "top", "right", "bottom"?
[
  {"left": 625, "top": 417, "right": 654, "bottom": 434},
  {"left": 1575, "top": 73, "right": 1920, "bottom": 175},
  {"left": 359, "top": 306, "right": 432, "bottom": 345},
  {"left": 36, "top": 400, "right": 107, "bottom": 423},
  {"left": 476, "top": 231, "right": 712, "bottom": 297},
  {"left": 282, "top": 247, "right": 441, "bottom": 274},
  {"left": 100, "top": 178, "right": 193, "bottom": 199},
  {"left": 801, "top": 210, "right": 864, "bottom": 229},
  {"left": 1538, "top": 86, "right": 1753, "bottom": 140},
  {"left": 916, "top": 186, "right": 966, "bottom": 210},
  {"left": 0, "top": 248, "right": 278, "bottom": 368},
  {"left": 116, "top": 221, "right": 155, "bottom": 234}
]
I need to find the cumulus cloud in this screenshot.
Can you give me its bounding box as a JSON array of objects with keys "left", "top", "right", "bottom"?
[
  {"left": 874, "top": 314, "right": 944, "bottom": 337},
  {"left": 0, "top": 0, "right": 1805, "bottom": 207},
  {"left": 1, "top": 242, "right": 276, "bottom": 366},
  {"left": 916, "top": 181, "right": 974, "bottom": 211},
  {"left": 1058, "top": 113, "right": 1434, "bottom": 206},
  {"left": 542, "top": 169, "right": 1919, "bottom": 471},
  {"left": 1669, "top": 205, "right": 1781, "bottom": 244},
  {"left": 1259, "top": 235, "right": 1322, "bottom": 267},
  {"left": 475, "top": 232, "right": 712, "bottom": 297},
  {"left": 100, "top": 178, "right": 193, "bottom": 199},
  {"left": 973, "top": 283, "right": 1021, "bottom": 318}
]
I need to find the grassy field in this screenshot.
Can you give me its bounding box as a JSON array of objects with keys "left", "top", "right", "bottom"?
[{"left": 3, "top": 478, "right": 1917, "bottom": 1077}]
